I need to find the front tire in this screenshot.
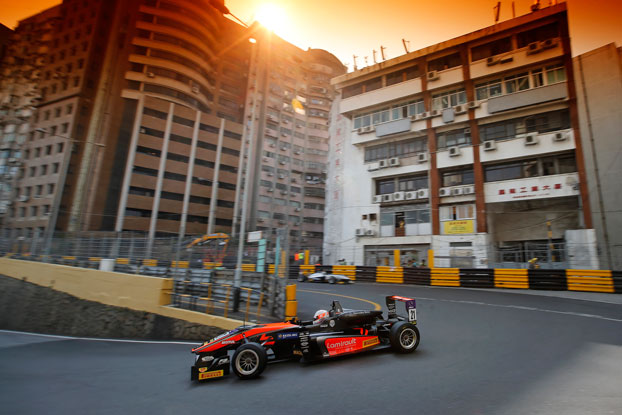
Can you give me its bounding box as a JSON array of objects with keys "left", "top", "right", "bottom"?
[
  {"left": 328, "top": 276, "right": 336, "bottom": 284},
  {"left": 389, "top": 321, "right": 420, "bottom": 353},
  {"left": 232, "top": 343, "right": 268, "bottom": 379}
]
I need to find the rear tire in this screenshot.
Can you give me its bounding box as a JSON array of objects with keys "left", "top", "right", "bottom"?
[
  {"left": 389, "top": 321, "right": 420, "bottom": 353},
  {"left": 231, "top": 343, "right": 268, "bottom": 379}
]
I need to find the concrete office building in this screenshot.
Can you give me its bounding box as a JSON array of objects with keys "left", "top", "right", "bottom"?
[
  {"left": 0, "top": 0, "right": 250, "bottom": 246},
  {"left": 327, "top": 2, "right": 599, "bottom": 269},
  {"left": 574, "top": 43, "right": 622, "bottom": 270}
]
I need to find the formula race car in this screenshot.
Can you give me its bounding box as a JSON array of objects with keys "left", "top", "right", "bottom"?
[
  {"left": 191, "top": 296, "right": 419, "bottom": 381},
  {"left": 297, "top": 271, "right": 353, "bottom": 284}
]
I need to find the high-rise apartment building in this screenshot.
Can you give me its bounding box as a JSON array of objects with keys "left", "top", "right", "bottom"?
[
  {"left": 242, "top": 32, "right": 345, "bottom": 254},
  {"left": 327, "top": 3, "right": 599, "bottom": 269},
  {"left": 0, "top": 0, "right": 343, "bottom": 258}
]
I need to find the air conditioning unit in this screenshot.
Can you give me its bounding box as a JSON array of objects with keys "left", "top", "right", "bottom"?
[
  {"left": 372, "top": 195, "right": 383, "bottom": 204},
  {"left": 540, "top": 38, "right": 559, "bottom": 50},
  {"left": 463, "top": 185, "right": 475, "bottom": 195},
  {"left": 267, "top": 188, "right": 274, "bottom": 192},
  {"left": 417, "top": 152, "right": 428, "bottom": 163},
  {"left": 266, "top": 172, "right": 273, "bottom": 176},
  {"left": 278, "top": 220, "right": 286, "bottom": 224},
  {"left": 553, "top": 131, "right": 568, "bottom": 142},
  {"left": 291, "top": 178, "right": 297, "bottom": 183},
  {"left": 427, "top": 70, "right": 440, "bottom": 81},
  {"left": 262, "top": 156, "right": 269, "bottom": 162},
  {"left": 355, "top": 228, "right": 366, "bottom": 237},
  {"left": 146, "top": 72, "right": 155, "bottom": 78},
  {"left": 280, "top": 190, "right": 288, "bottom": 195},
  {"left": 417, "top": 188, "right": 429, "bottom": 199},
  {"left": 279, "top": 160, "right": 286, "bottom": 165},
  {"left": 486, "top": 56, "right": 500, "bottom": 66},
  {"left": 295, "top": 207, "right": 301, "bottom": 212},
  {"left": 526, "top": 41, "right": 541, "bottom": 55},
  {"left": 467, "top": 101, "right": 480, "bottom": 109},
  {"left": 361, "top": 125, "right": 375, "bottom": 133},
  {"left": 389, "top": 157, "right": 400, "bottom": 167},
  {"left": 365, "top": 229, "right": 376, "bottom": 236},
  {"left": 499, "top": 55, "right": 514, "bottom": 64},
  {"left": 378, "top": 159, "right": 388, "bottom": 169},
  {"left": 367, "top": 162, "right": 380, "bottom": 171},
  {"left": 269, "top": 142, "right": 276, "bottom": 148},
  {"left": 405, "top": 191, "right": 417, "bottom": 200},
  {"left": 393, "top": 191, "right": 405, "bottom": 201},
  {"left": 8, "top": 158, "right": 17, "bottom": 164},
  {"left": 524, "top": 133, "right": 539, "bottom": 145},
  {"left": 257, "top": 218, "right": 265, "bottom": 222},
  {"left": 18, "top": 195, "right": 29, "bottom": 202},
  {"left": 451, "top": 187, "right": 464, "bottom": 196},
  {"left": 294, "top": 150, "right": 301, "bottom": 155},
  {"left": 280, "top": 146, "right": 287, "bottom": 151},
  {"left": 191, "top": 86, "right": 200, "bottom": 94},
  {"left": 278, "top": 174, "right": 285, "bottom": 179},
  {"left": 439, "top": 188, "right": 451, "bottom": 197},
  {"left": 382, "top": 194, "right": 394, "bottom": 202},
  {"left": 448, "top": 146, "right": 461, "bottom": 157},
  {"left": 429, "top": 109, "right": 440, "bottom": 117},
  {"left": 454, "top": 105, "right": 467, "bottom": 114},
  {"left": 483, "top": 140, "right": 497, "bottom": 151}
]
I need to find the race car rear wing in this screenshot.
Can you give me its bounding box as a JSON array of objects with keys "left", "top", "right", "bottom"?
[{"left": 386, "top": 296, "right": 417, "bottom": 324}]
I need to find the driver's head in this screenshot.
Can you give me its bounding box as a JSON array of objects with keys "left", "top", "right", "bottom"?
[{"left": 313, "top": 309, "right": 329, "bottom": 323}]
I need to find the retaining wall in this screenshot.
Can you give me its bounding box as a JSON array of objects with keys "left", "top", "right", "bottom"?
[{"left": 0, "top": 258, "right": 243, "bottom": 339}]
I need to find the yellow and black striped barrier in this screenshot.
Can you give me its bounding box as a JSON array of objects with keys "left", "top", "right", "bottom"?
[
  {"left": 566, "top": 269, "right": 614, "bottom": 293},
  {"left": 332, "top": 265, "right": 356, "bottom": 281}
]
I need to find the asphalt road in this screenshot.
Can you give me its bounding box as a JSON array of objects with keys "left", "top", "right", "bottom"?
[{"left": 2, "top": 283, "right": 622, "bottom": 415}]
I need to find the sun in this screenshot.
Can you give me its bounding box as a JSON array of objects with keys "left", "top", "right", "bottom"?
[{"left": 253, "top": 3, "right": 288, "bottom": 33}]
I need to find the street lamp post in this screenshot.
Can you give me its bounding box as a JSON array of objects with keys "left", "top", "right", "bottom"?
[{"left": 232, "top": 34, "right": 260, "bottom": 311}]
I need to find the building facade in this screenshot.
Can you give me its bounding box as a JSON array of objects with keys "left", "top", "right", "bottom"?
[
  {"left": 242, "top": 31, "right": 345, "bottom": 257},
  {"left": 573, "top": 43, "right": 622, "bottom": 270},
  {"left": 327, "top": 3, "right": 598, "bottom": 269},
  {"left": 0, "top": 0, "right": 343, "bottom": 260}
]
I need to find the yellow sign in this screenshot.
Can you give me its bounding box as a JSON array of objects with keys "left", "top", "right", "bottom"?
[
  {"left": 198, "top": 370, "right": 224, "bottom": 380},
  {"left": 363, "top": 337, "right": 380, "bottom": 348},
  {"left": 443, "top": 220, "right": 474, "bottom": 234}
]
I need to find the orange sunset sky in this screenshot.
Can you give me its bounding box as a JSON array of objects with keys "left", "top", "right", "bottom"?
[{"left": 1, "top": 0, "right": 620, "bottom": 71}]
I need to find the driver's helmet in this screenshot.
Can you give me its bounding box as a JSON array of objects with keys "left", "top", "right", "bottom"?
[{"left": 313, "top": 309, "right": 329, "bottom": 323}]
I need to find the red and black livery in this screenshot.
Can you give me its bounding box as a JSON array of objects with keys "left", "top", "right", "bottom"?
[{"left": 191, "top": 295, "right": 420, "bottom": 381}]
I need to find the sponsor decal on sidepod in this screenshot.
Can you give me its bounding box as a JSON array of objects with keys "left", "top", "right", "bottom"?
[{"left": 325, "top": 336, "right": 379, "bottom": 356}]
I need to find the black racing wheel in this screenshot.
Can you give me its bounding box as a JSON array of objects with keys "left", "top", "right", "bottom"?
[
  {"left": 231, "top": 343, "right": 268, "bottom": 379},
  {"left": 389, "top": 321, "right": 420, "bottom": 353}
]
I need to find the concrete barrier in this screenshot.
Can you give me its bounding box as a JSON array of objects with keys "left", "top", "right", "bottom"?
[{"left": 0, "top": 258, "right": 242, "bottom": 331}]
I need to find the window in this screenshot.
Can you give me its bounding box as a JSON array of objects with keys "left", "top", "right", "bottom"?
[
  {"left": 484, "top": 154, "right": 576, "bottom": 182},
  {"left": 365, "top": 137, "right": 427, "bottom": 162},
  {"left": 437, "top": 128, "right": 471, "bottom": 149},
  {"left": 475, "top": 79, "right": 502, "bottom": 100},
  {"left": 431, "top": 89, "right": 466, "bottom": 110},
  {"left": 516, "top": 22, "right": 559, "bottom": 48},
  {"left": 475, "top": 65, "right": 566, "bottom": 100},
  {"left": 440, "top": 204, "right": 475, "bottom": 221},
  {"left": 398, "top": 175, "right": 428, "bottom": 191},
  {"left": 428, "top": 53, "right": 461, "bottom": 71},
  {"left": 441, "top": 169, "right": 474, "bottom": 187},
  {"left": 376, "top": 178, "right": 395, "bottom": 195},
  {"left": 471, "top": 37, "right": 512, "bottom": 61}
]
